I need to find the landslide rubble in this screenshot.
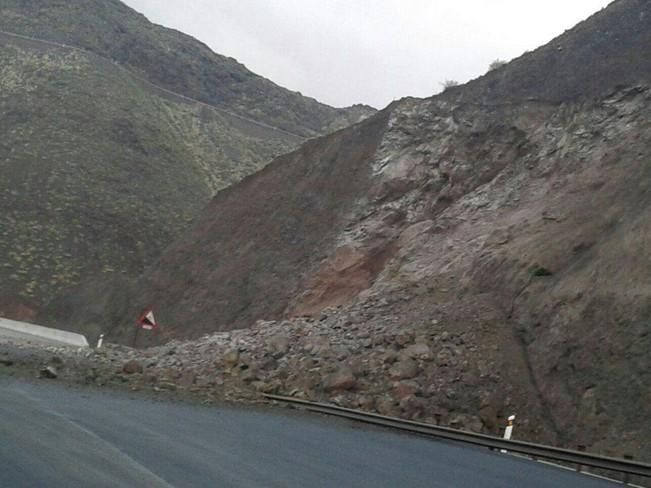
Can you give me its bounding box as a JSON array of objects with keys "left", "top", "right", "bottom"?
[
  {"left": 39, "top": 84, "right": 651, "bottom": 462},
  {"left": 40, "top": 0, "right": 651, "bottom": 464},
  {"left": 0, "top": 307, "right": 512, "bottom": 439}
]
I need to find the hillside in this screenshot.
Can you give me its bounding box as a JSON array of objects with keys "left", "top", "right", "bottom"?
[
  {"left": 0, "top": 37, "right": 290, "bottom": 313},
  {"left": 45, "top": 0, "right": 651, "bottom": 461},
  {"left": 0, "top": 0, "right": 374, "bottom": 136},
  {"left": 454, "top": 0, "right": 651, "bottom": 104},
  {"left": 0, "top": 0, "right": 374, "bottom": 316}
]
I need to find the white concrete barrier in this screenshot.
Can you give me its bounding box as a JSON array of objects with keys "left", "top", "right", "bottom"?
[{"left": 0, "top": 317, "right": 89, "bottom": 348}]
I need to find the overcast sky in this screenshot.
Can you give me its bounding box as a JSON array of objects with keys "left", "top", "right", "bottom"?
[{"left": 122, "top": 0, "right": 612, "bottom": 109}]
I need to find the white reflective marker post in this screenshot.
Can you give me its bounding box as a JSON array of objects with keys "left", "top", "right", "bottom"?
[
  {"left": 501, "top": 414, "right": 516, "bottom": 453},
  {"left": 96, "top": 334, "right": 104, "bottom": 349}
]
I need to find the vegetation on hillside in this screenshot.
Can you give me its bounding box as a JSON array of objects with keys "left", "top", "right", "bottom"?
[
  {"left": 0, "top": 0, "right": 375, "bottom": 135},
  {"left": 0, "top": 40, "right": 288, "bottom": 305},
  {"left": 0, "top": 0, "right": 378, "bottom": 311}
]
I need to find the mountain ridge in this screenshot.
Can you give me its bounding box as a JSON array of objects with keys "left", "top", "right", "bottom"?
[
  {"left": 0, "top": 0, "right": 375, "bottom": 135},
  {"left": 450, "top": 0, "right": 650, "bottom": 104},
  {"left": 0, "top": 28, "right": 306, "bottom": 142}
]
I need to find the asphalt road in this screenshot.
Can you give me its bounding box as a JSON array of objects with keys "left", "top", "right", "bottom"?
[
  {"left": 0, "top": 326, "right": 66, "bottom": 347},
  {"left": 0, "top": 378, "right": 618, "bottom": 488}
]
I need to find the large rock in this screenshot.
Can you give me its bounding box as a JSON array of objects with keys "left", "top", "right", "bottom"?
[
  {"left": 379, "top": 350, "right": 398, "bottom": 364},
  {"left": 223, "top": 349, "right": 240, "bottom": 368},
  {"left": 237, "top": 365, "right": 258, "bottom": 383},
  {"left": 122, "top": 360, "right": 143, "bottom": 374},
  {"left": 304, "top": 336, "right": 330, "bottom": 355},
  {"left": 177, "top": 371, "right": 196, "bottom": 388},
  {"left": 402, "top": 343, "right": 433, "bottom": 361},
  {"left": 388, "top": 359, "right": 419, "bottom": 380},
  {"left": 392, "top": 380, "right": 421, "bottom": 400},
  {"left": 376, "top": 397, "right": 399, "bottom": 417},
  {"left": 400, "top": 395, "right": 426, "bottom": 419},
  {"left": 322, "top": 368, "right": 357, "bottom": 391},
  {"left": 252, "top": 380, "right": 279, "bottom": 394},
  {"left": 39, "top": 366, "right": 58, "bottom": 379},
  {"left": 267, "top": 335, "right": 291, "bottom": 357},
  {"left": 479, "top": 404, "right": 498, "bottom": 432},
  {"left": 395, "top": 332, "right": 414, "bottom": 347},
  {"left": 357, "top": 396, "right": 376, "bottom": 410},
  {"left": 449, "top": 414, "right": 484, "bottom": 433}
]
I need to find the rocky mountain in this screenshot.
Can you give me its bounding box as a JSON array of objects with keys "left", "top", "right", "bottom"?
[
  {"left": 46, "top": 0, "right": 650, "bottom": 461},
  {"left": 0, "top": 0, "right": 374, "bottom": 136},
  {"left": 454, "top": 0, "right": 651, "bottom": 104},
  {"left": 0, "top": 0, "right": 375, "bottom": 316}
]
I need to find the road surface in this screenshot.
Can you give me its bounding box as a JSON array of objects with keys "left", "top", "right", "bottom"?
[
  {"left": 0, "top": 317, "right": 85, "bottom": 348},
  {"left": 0, "top": 325, "right": 66, "bottom": 347},
  {"left": 0, "top": 378, "right": 618, "bottom": 487}
]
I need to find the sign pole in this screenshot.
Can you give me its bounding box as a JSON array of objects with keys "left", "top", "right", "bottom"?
[{"left": 134, "top": 307, "right": 157, "bottom": 348}]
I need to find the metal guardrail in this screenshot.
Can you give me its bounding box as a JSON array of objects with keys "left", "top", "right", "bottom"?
[{"left": 264, "top": 394, "right": 651, "bottom": 480}]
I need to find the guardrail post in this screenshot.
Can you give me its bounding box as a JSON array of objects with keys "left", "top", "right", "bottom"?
[
  {"left": 503, "top": 415, "right": 516, "bottom": 440},
  {"left": 576, "top": 445, "right": 586, "bottom": 472},
  {"left": 500, "top": 415, "right": 516, "bottom": 453}
]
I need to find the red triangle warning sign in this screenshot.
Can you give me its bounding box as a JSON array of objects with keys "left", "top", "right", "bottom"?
[{"left": 137, "top": 308, "right": 157, "bottom": 330}]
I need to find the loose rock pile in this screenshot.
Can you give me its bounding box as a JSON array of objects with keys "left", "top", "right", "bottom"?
[{"left": 0, "top": 303, "right": 510, "bottom": 437}]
